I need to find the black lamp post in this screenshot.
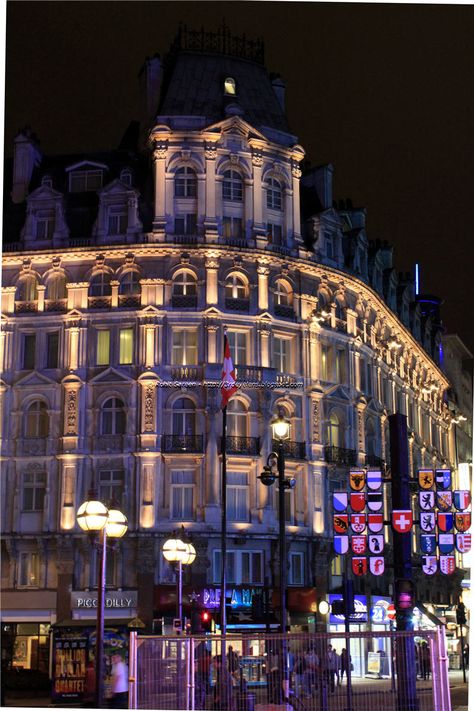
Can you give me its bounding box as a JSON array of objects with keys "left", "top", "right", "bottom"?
[
  {"left": 77, "top": 495, "right": 128, "bottom": 708},
  {"left": 258, "top": 410, "right": 294, "bottom": 697}
]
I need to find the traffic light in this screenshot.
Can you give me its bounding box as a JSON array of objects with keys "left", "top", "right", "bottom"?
[
  {"left": 201, "top": 610, "right": 212, "bottom": 632},
  {"left": 395, "top": 579, "right": 415, "bottom": 611},
  {"left": 456, "top": 602, "right": 466, "bottom": 626}
]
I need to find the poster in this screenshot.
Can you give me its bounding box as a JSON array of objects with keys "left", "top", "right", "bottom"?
[{"left": 52, "top": 636, "right": 87, "bottom": 702}]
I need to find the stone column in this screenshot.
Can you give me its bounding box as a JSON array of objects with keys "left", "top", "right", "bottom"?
[
  {"left": 258, "top": 324, "right": 271, "bottom": 368},
  {"left": 204, "top": 142, "right": 218, "bottom": 240},
  {"left": 291, "top": 161, "right": 303, "bottom": 246},
  {"left": 205, "top": 258, "right": 219, "bottom": 305},
  {"left": 59, "top": 459, "right": 79, "bottom": 531},
  {"left": 110, "top": 280, "right": 119, "bottom": 308},
  {"left": 37, "top": 284, "right": 45, "bottom": 312},
  {"left": 152, "top": 142, "right": 168, "bottom": 237},
  {"left": 257, "top": 267, "right": 269, "bottom": 311},
  {"left": 309, "top": 328, "right": 320, "bottom": 381},
  {"left": 206, "top": 322, "right": 219, "bottom": 364}
]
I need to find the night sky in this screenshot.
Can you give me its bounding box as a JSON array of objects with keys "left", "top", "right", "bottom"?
[{"left": 5, "top": 2, "right": 474, "bottom": 355}]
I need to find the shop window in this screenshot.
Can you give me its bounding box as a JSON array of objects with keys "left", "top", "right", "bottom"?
[
  {"left": 174, "top": 167, "right": 197, "bottom": 198},
  {"left": 170, "top": 471, "right": 194, "bottom": 520},
  {"left": 172, "top": 330, "right": 198, "bottom": 365},
  {"left": 18, "top": 552, "right": 40, "bottom": 588},
  {"left": 119, "top": 328, "right": 133, "bottom": 364},
  {"left": 100, "top": 398, "right": 126, "bottom": 435},
  {"left": 22, "top": 473, "right": 46, "bottom": 511},
  {"left": 23, "top": 334, "right": 36, "bottom": 369}
]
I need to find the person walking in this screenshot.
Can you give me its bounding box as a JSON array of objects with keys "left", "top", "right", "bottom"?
[
  {"left": 110, "top": 652, "right": 128, "bottom": 708},
  {"left": 340, "top": 648, "right": 350, "bottom": 683}
]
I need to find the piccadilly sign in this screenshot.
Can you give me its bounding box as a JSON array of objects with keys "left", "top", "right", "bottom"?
[{"left": 71, "top": 591, "right": 138, "bottom": 609}]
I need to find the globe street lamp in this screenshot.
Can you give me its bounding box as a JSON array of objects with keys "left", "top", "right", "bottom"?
[
  {"left": 77, "top": 495, "right": 128, "bottom": 708},
  {"left": 163, "top": 531, "right": 196, "bottom": 627},
  {"left": 258, "top": 410, "right": 294, "bottom": 697}
]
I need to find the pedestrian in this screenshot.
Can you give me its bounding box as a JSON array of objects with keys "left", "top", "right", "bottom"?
[
  {"left": 304, "top": 646, "right": 319, "bottom": 695},
  {"left": 227, "top": 645, "right": 240, "bottom": 674},
  {"left": 340, "top": 648, "right": 351, "bottom": 683},
  {"left": 196, "top": 642, "right": 211, "bottom": 709},
  {"left": 213, "top": 655, "right": 236, "bottom": 711},
  {"left": 327, "top": 646, "right": 338, "bottom": 693},
  {"left": 294, "top": 652, "right": 307, "bottom": 697},
  {"left": 110, "top": 652, "right": 128, "bottom": 708},
  {"left": 463, "top": 643, "right": 469, "bottom": 668},
  {"left": 420, "top": 642, "right": 430, "bottom": 681}
]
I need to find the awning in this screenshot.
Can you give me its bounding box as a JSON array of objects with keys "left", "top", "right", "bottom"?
[
  {"left": 52, "top": 618, "right": 132, "bottom": 628},
  {"left": 415, "top": 602, "right": 445, "bottom": 627}
]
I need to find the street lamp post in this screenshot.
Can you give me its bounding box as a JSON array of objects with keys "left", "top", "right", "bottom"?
[
  {"left": 162, "top": 532, "right": 196, "bottom": 628},
  {"left": 258, "top": 411, "right": 294, "bottom": 698},
  {"left": 77, "top": 496, "right": 128, "bottom": 709}
]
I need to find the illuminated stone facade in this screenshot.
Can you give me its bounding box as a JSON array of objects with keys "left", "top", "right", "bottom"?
[{"left": 1, "top": 28, "right": 466, "bottom": 637}]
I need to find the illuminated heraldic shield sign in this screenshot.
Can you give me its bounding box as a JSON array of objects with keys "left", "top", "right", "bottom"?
[
  {"left": 352, "top": 558, "right": 367, "bottom": 576},
  {"left": 350, "top": 514, "right": 367, "bottom": 533},
  {"left": 334, "top": 535, "right": 349, "bottom": 555},
  {"left": 350, "top": 493, "right": 366, "bottom": 512},
  {"left": 454, "top": 490, "right": 471, "bottom": 511},
  {"left": 438, "top": 534, "right": 455, "bottom": 554},
  {"left": 333, "top": 492, "right": 348, "bottom": 512},
  {"left": 350, "top": 470, "right": 365, "bottom": 491},
  {"left": 368, "top": 514, "right": 384, "bottom": 533},
  {"left": 435, "top": 469, "right": 452, "bottom": 490},
  {"left": 455, "top": 513, "right": 471, "bottom": 533},
  {"left": 420, "top": 512, "right": 436, "bottom": 532},
  {"left": 391, "top": 510, "right": 413, "bottom": 533},
  {"left": 418, "top": 469, "right": 434, "bottom": 490},
  {"left": 440, "top": 555, "right": 455, "bottom": 575},
  {"left": 367, "top": 492, "right": 383, "bottom": 511},
  {"left": 455, "top": 533, "right": 471, "bottom": 553},
  {"left": 419, "top": 492, "right": 435, "bottom": 511},
  {"left": 333, "top": 515, "right": 349, "bottom": 534},
  {"left": 436, "top": 491, "right": 453, "bottom": 511},
  {"left": 422, "top": 556, "right": 438, "bottom": 575},
  {"left": 437, "top": 512, "right": 454, "bottom": 532},
  {"left": 366, "top": 470, "right": 382, "bottom": 490},
  {"left": 370, "top": 557, "right": 385, "bottom": 575},
  {"left": 351, "top": 536, "right": 367, "bottom": 554},
  {"left": 420, "top": 534, "right": 436, "bottom": 554},
  {"left": 368, "top": 535, "right": 384, "bottom": 554}
]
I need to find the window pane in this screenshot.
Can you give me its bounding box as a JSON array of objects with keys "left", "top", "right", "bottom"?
[
  {"left": 97, "top": 331, "right": 110, "bottom": 365},
  {"left": 119, "top": 328, "right": 133, "bottom": 364},
  {"left": 47, "top": 332, "right": 59, "bottom": 368},
  {"left": 23, "top": 335, "right": 36, "bottom": 370}
]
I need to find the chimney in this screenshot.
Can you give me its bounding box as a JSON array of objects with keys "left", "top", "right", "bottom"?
[
  {"left": 11, "top": 128, "right": 41, "bottom": 204},
  {"left": 271, "top": 75, "right": 286, "bottom": 111},
  {"left": 301, "top": 164, "right": 334, "bottom": 210},
  {"left": 138, "top": 54, "right": 162, "bottom": 129}
]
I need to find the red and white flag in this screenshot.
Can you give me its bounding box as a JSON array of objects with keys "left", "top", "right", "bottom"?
[{"left": 221, "top": 331, "right": 237, "bottom": 408}]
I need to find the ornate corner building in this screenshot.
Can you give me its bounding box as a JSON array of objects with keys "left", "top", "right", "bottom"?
[{"left": 1, "top": 26, "right": 471, "bottom": 669}]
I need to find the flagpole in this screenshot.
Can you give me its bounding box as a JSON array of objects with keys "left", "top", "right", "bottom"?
[{"left": 220, "top": 403, "right": 227, "bottom": 643}]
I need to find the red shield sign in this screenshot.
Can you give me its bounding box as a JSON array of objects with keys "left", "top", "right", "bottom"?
[
  {"left": 439, "top": 555, "right": 455, "bottom": 575},
  {"left": 455, "top": 513, "right": 471, "bottom": 533},
  {"left": 391, "top": 510, "right": 413, "bottom": 533},
  {"left": 350, "top": 514, "right": 367, "bottom": 533},
  {"left": 368, "top": 514, "right": 384, "bottom": 533},
  {"left": 333, "top": 514, "right": 349, "bottom": 534},
  {"left": 369, "top": 557, "right": 385, "bottom": 576},
  {"left": 352, "top": 557, "right": 367, "bottom": 576},
  {"left": 455, "top": 533, "right": 472, "bottom": 554},
  {"left": 350, "top": 493, "right": 366, "bottom": 512},
  {"left": 351, "top": 535, "right": 367, "bottom": 554}
]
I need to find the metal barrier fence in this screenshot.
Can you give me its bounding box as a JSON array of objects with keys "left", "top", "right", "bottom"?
[{"left": 129, "top": 628, "right": 451, "bottom": 711}]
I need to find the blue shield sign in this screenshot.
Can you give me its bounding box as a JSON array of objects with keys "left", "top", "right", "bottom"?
[
  {"left": 333, "top": 492, "right": 348, "bottom": 512},
  {"left": 438, "top": 534, "right": 454, "bottom": 554},
  {"left": 453, "top": 490, "right": 471, "bottom": 511},
  {"left": 419, "top": 491, "right": 435, "bottom": 511},
  {"left": 333, "top": 535, "right": 349, "bottom": 555},
  {"left": 437, "top": 512, "right": 454, "bottom": 532},
  {"left": 366, "top": 470, "right": 382, "bottom": 490},
  {"left": 435, "top": 469, "right": 451, "bottom": 490},
  {"left": 420, "top": 534, "right": 437, "bottom": 554}
]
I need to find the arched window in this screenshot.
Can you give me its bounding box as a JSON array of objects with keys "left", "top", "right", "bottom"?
[
  {"left": 24, "top": 401, "right": 49, "bottom": 438},
  {"left": 174, "top": 167, "right": 197, "bottom": 198},
  {"left": 16, "top": 275, "right": 38, "bottom": 302},
  {"left": 267, "top": 178, "right": 282, "bottom": 210},
  {"left": 172, "top": 272, "right": 197, "bottom": 307},
  {"left": 119, "top": 271, "right": 141, "bottom": 295},
  {"left": 223, "top": 170, "right": 243, "bottom": 202},
  {"left": 224, "top": 77, "right": 236, "bottom": 95},
  {"left": 326, "top": 412, "right": 342, "bottom": 448},
  {"left": 101, "top": 398, "right": 126, "bottom": 435},
  {"left": 45, "top": 273, "right": 67, "bottom": 301},
  {"left": 275, "top": 280, "right": 292, "bottom": 307},
  {"left": 225, "top": 274, "right": 248, "bottom": 300},
  {"left": 227, "top": 399, "right": 248, "bottom": 437},
  {"left": 172, "top": 398, "right": 196, "bottom": 436},
  {"left": 89, "top": 272, "right": 112, "bottom": 297}
]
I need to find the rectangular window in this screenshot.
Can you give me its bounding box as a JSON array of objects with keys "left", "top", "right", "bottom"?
[
  {"left": 273, "top": 337, "right": 291, "bottom": 372},
  {"left": 366, "top": 364, "right": 372, "bottom": 395},
  {"left": 335, "top": 350, "right": 346, "bottom": 383},
  {"left": 99, "top": 470, "right": 124, "bottom": 505},
  {"left": 107, "top": 207, "right": 128, "bottom": 235},
  {"left": 267, "top": 223, "right": 282, "bottom": 245},
  {"left": 331, "top": 556, "right": 342, "bottom": 576},
  {"left": 227, "top": 472, "right": 248, "bottom": 522},
  {"left": 170, "top": 471, "right": 194, "bottom": 520},
  {"left": 23, "top": 334, "right": 36, "bottom": 369},
  {"left": 36, "top": 210, "right": 55, "bottom": 239},
  {"left": 289, "top": 552, "right": 304, "bottom": 585},
  {"left": 321, "top": 344, "right": 331, "bottom": 381},
  {"left": 227, "top": 332, "right": 247, "bottom": 366},
  {"left": 18, "top": 552, "right": 40, "bottom": 587},
  {"left": 175, "top": 214, "right": 197, "bottom": 235},
  {"left": 359, "top": 358, "right": 367, "bottom": 393},
  {"left": 223, "top": 217, "right": 243, "bottom": 240},
  {"left": 97, "top": 330, "right": 110, "bottom": 366},
  {"left": 46, "top": 332, "right": 59, "bottom": 368},
  {"left": 22, "top": 473, "right": 46, "bottom": 511},
  {"left": 213, "top": 550, "right": 262, "bottom": 585},
  {"left": 172, "top": 330, "right": 198, "bottom": 366},
  {"left": 119, "top": 328, "right": 133, "bottom": 365},
  {"left": 69, "top": 170, "right": 103, "bottom": 193}
]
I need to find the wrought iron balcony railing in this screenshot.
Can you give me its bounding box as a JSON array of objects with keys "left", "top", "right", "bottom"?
[
  {"left": 15, "top": 301, "right": 38, "bottom": 313},
  {"left": 88, "top": 296, "right": 111, "bottom": 309},
  {"left": 324, "top": 445, "right": 358, "bottom": 466},
  {"left": 44, "top": 299, "right": 68, "bottom": 312},
  {"left": 93, "top": 435, "right": 124, "bottom": 453},
  {"left": 366, "top": 454, "right": 386, "bottom": 470},
  {"left": 118, "top": 295, "right": 141, "bottom": 308},
  {"left": 171, "top": 294, "right": 198, "bottom": 309},
  {"left": 274, "top": 304, "right": 295, "bottom": 319},
  {"left": 224, "top": 436, "right": 261, "bottom": 456},
  {"left": 225, "top": 297, "right": 250, "bottom": 312},
  {"left": 162, "top": 434, "right": 204, "bottom": 453},
  {"left": 272, "top": 440, "right": 306, "bottom": 459}
]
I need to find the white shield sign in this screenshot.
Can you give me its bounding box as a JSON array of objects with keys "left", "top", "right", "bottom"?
[{"left": 369, "top": 557, "right": 385, "bottom": 576}]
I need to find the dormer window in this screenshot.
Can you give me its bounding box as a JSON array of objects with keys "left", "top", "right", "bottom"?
[
  {"left": 107, "top": 205, "right": 128, "bottom": 235},
  {"left": 120, "top": 169, "right": 132, "bottom": 186},
  {"left": 224, "top": 77, "right": 236, "bottom": 95},
  {"left": 69, "top": 169, "right": 103, "bottom": 193},
  {"left": 36, "top": 210, "right": 55, "bottom": 239},
  {"left": 41, "top": 175, "right": 53, "bottom": 188}
]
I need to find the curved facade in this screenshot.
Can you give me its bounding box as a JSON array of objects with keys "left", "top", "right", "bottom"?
[{"left": 1, "top": 29, "right": 464, "bottom": 643}]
